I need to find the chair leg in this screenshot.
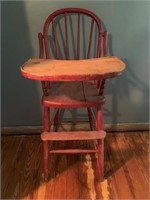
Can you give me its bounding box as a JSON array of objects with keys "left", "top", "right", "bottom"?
[
  {"left": 87, "top": 108, "right": 93, "bottom": 130},
  {"left": 44, "top": 107, "right": 50, "bottom": 131},
  {"left": 96, "top": 106, "right": 104, "bottom": 181},
  {"left": 96, "top": 106, "right": 103, "bottom": 130},
  {"left": 43, "top": 107, "right": 50, "bottom": 181}
]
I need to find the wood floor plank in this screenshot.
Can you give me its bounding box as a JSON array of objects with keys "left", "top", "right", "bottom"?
[
  {"left": 111, "top": 132, "right": 149, "bottom": 199},
  {"left": 2, "top": 136, "right": 43, "bottom": 199},
  {"left": 133, "top": 132, "right": 149, "bottom": 162},
  {"left": 1, "top": 136, "right": 23, "bottom": 165},
  {"left": 124, "top": 132, "right": 149, "bottom": 188},
  {"left": 105, "top": 133, "right": 135, "bottom": 199},
  {"left": 66, "top": 154, "right": 80, "bottom": 199},
  {"left": 78, "top": 154, "right": 91, "bottom": 199},
  {"left": 100, "top": 138, "right": 118, "bottom": 199},
  {"left": 116, "top": 133, "right": 149, "bottom": 199},
  {"left": 13, "top": 136, "right": 42, "bottom": 199},
  {"left": 30, "top": 138, "right": 44, "bottom": 200},
  {"left": 1, "top": 131, "right": 149, "bottom": 199},
  {"left": 124, "top": 132, "right": 149, "bottom": 182},
  {"left": 51, "top": 154, "right": 67, "bottom": 199},
  {"left": 2, "top": 136, "right": 24, "bottom": 198},
  {"left": 44, "top": 153, "right": 58, "bottom": 199},
  {"left": 16, "top": 137, "right": 40, "bottom": 199}
]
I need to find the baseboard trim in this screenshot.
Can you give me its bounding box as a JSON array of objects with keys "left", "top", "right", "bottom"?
[
  {"left": 1, "top": 122, "right": 149, "bottom": 135},
  {"left": 104, "top": 123, "right": 149, "bottom": 132}
]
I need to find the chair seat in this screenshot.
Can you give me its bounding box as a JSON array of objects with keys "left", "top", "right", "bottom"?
[{"left": 42, "top": 81, "right": 105, "bottom": 108}]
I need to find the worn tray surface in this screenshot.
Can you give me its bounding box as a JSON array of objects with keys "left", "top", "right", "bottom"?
[{"left": 20, "top": 56, "right": 125, "bottom": 81}]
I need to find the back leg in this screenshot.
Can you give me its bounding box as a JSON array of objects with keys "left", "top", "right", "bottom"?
[
  {"left": 96, "top": 106, "right": 104, "bottom": 181},
  {"left": 43, "top": 107, "right": 50, "bottom": 181}
]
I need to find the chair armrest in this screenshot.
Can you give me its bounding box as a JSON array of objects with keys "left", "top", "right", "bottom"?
[{"left": 38, "top": 32, "right": 44, "bottom": 58}]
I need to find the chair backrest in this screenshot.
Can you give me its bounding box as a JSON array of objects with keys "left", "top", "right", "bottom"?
[{"left": 38, "top": 8, "right": 107, "bottom": 60}]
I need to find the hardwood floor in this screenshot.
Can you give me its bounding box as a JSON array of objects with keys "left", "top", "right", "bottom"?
[{"left": 1, "top": 131, "right": 149, "bottom": 199}]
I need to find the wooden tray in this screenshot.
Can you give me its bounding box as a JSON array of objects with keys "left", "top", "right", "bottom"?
[{"left": 20, "top": 56, "right": 125, "bottom": 81}]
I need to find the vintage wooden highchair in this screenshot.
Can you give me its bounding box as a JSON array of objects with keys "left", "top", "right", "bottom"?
[{"left": 38, "top": 8, "right": 108, "bottom": 181}]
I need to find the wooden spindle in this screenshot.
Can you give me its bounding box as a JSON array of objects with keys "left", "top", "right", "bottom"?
[
  {"left": 77, "top": 13, "right": 80, "bottom": 59},
  {"left": 87, "top": 19, "right": 94, "bottom": 59},
  {"left": 64, "top": 13, "right": 69, "bottom": 59},
  {"left": 52, "top": 19, "right": 59, "bottom": 59},
  {"left": 96, "top": 32, "right": 103, "bottom": 57}
]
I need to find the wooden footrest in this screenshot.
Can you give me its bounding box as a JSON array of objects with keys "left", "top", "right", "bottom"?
[{"left": 41, "top": 130, "right": 106, "bottom": 141}]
